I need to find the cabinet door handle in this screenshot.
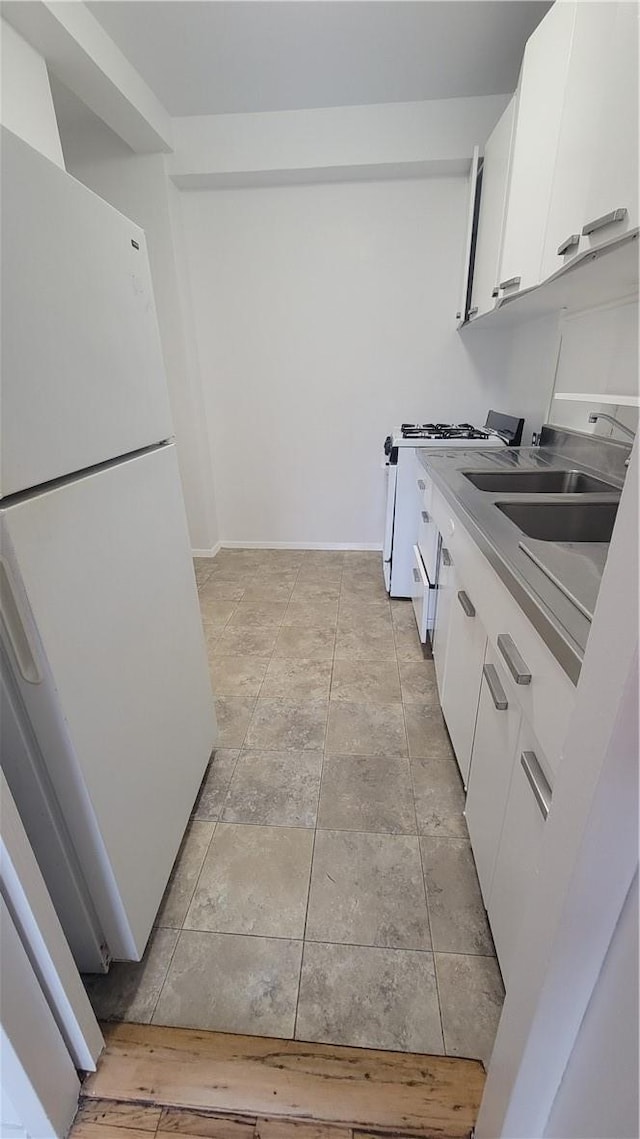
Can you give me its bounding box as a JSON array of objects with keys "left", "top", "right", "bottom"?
[
  {"left": 441, "top": 548, "right": 452, "bottom": 567},
  {"left": 557, "top": 232, "right": 580, "bottom": 256},
  {"left": 457, "top": 590, "right": 475, "bottom": 618},
  {"left": 498, "top": 275, "right": 521, "bottom": 290},
  {"left": 421, "top": 510, "right": 430, "bottom": 523},
  {"left": 497, "top": 633, "right": 531, "bottom": 685},
  {"left": 520, "top": 751, "right": 552, "bottom": 821},
  {"left": 412, "top": 568, "right": 421, "bottom": 584},
  {"left": 417, "top": 479, "right": 426, "bottom": 491},
  {"left": 483, "top": 663, "right": 508, "bottom": 710},
  {"left": 582, "top": 207, "right": 627, "bottom": 236}
]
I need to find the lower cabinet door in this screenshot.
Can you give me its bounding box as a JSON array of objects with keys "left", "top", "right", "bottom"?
[
  {"left": 488, "top": 722, "right": 553, "bottom": 986},
  {"left": 410, "top": 545, "right": 432, "bottom": 645},
  {"left": 440, "top": 578, "right": 487, "bottom": 787},
  {"left": 465, "top": 645, "right": 522, "bottom": 905},
  {"left": 432, "top": 541, "right": 455, "bottom": 694}
]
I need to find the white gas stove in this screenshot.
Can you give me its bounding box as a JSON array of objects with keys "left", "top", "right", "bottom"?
[{"left": 383, "top": 411, "right": 524, "bottom": 596}]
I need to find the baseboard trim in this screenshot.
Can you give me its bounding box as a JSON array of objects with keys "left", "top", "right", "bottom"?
[
  {"left": 218, "top": 542, "right": 383, "bottom": 551},
  {"left": 191, "top": 543, "right": 221, "bottom": 558}
]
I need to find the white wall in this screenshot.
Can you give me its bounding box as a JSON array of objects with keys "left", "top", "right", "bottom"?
[
  {"left": 544, "top": 872, "right": 639, "bottom": 1139},
  {"left": 60, "top": 118, "right": 219, "bottom": 552},
  {"left": 181, "top": 175, "right": 554, "bottom": 546},
  {"left": 0, "top": 18, "right": 64, "bottom": 166}
]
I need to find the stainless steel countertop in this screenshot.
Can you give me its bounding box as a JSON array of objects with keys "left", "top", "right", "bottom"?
[{"left": 416, "top": 444, "right": 624, "bottom": 685}]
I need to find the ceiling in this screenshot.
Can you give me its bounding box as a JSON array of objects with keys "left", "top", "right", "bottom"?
[{"left": 86, "top": 1, "right": 551, "bottom": 118}]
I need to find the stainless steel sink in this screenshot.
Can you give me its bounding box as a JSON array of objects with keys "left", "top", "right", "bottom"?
[
  {"left": 463, "top": 469, "right": 618, "bottom": 494},
  {"left": 496, "top": 500, "right": 619, "bottom": 543}
]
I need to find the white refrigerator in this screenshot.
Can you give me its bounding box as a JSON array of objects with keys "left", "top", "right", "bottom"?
[{"left": 0, "top": 127, "right": 216, "bottom": 972}]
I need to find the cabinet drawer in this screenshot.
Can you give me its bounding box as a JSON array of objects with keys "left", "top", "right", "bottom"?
[
  {"left": 410, "top": 546, "right": 433, "bottom": 645},
  {"left": 466, "top": 643, "right": 523, "bottom": 905},
  {"left": 488, "top": 721, "right": 552, "bottom": 986}
]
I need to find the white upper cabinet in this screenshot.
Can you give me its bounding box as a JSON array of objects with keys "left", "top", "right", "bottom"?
[
  {"left": 540, "top": 3, "right": 617, "bottom": 281},
  {"left": 497, "top": 1, "right": 577, "bottom": 295},
  {"left": 470, "top": 98, "right": 516, "bottom": 318},
  {"left": 582, "top": 1, "right": 639, "bottom": 251}
]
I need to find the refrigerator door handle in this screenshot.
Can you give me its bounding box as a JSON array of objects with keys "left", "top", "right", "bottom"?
[{"left": 0, "top": 559, "right": 42, "bottom": 684}]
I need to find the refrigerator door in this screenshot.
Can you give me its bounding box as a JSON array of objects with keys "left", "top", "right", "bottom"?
[
  {"left": 0, "top": 445, "right": 216, "bottom": 963},
  {"left": 0, "top": 127, "right": 173, "bottom": 498}
]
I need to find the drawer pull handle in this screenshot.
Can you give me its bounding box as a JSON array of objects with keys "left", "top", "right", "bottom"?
[
  {"left": 498, "top": 275, "right": 521, "bottom": 290},
  {"left": 417, "top": 479, "right": 426, "bottom": 491},
  {"left": 520, "top": 751, "right": 552, "bottom": 821},
  {"left": 457, "top": 590, "right": 475, "bottom": 618},
  {"left": 483, "top": 663, "right": 508, "bottom": 710},
  {"left": 497, "top": 633, "right": 531, "bottom": 685},
  {"left": 441, "top": 548, "right": 452, "bottom": 567},
  {"left": 582, "top": 207, "right": 627, "bottom": 236},
  {"left": 557, "top": 232, "right": 580, "bottom": 256},
  {"left": 413, "top": 568, "right": 421, "bottom": 584},
  {"left": 421, "top": 510, "right": 430, "bottom": 523}
]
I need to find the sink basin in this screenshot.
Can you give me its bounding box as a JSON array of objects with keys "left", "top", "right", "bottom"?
[
  {"left": 497, "top": 500, "right": 619, "bottom": 542},
  {"left": 463, "top": 469, "right": 618, "bottom": 494}
]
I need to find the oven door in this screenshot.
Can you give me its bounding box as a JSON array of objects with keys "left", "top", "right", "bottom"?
[{"left": 382, "top": 459, "right": 397, "bottom": 591}]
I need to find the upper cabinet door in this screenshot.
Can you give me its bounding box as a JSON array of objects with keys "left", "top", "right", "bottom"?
[
  {"left": 540, "top": 3, "right": 618, "bottom": 281},
  {"left": 456, "top": 146, "right": 481, "bottom": 325},
  {"left": 582, "top": 2, "right": 640, "bottom": 251},
  {"left": 498, "top": 1, "right": 577, "bottom": 295},
  {"left": 470, "top": 98, "right": 516, "bottom": 318}
]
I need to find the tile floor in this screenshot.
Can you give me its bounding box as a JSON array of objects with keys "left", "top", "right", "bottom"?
[{"left": 84, "top": 549, "right": 504, "bottom": 1065}]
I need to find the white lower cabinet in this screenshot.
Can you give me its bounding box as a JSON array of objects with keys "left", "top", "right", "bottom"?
[
  {"left": 410, "top": 545, "right": 432, "bottom": 645},
  {"left": 465, "top": 645, "right": 523, "bottom": 906},
  {"left": 440, "top": 578, "right": 487, "bottom": 787},
  {"left": 432, "top": 541, "right": 455, "bottom": 693},
  {"left": 488, "top": 721, "right": 553, "bottom": 986}
]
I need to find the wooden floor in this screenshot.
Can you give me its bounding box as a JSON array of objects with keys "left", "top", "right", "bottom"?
[{"left": 71, "top": 1023, "right": 484, "bottom": 1139}]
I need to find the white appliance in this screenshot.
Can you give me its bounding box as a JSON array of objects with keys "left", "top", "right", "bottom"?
[
  {"left": 383, "top": 415, "right": 524, "bottom": 612},
  {"left": 0, "top": 127, "right": 216, "bottom": 972}
]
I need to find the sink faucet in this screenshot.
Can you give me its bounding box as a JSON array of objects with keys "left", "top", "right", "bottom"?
[{"left": 588, "top": 412, "right": 636, "bottom": 441}]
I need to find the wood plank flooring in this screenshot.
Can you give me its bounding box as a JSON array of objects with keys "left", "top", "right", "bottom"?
[{"left": 72, "top": 1023, "right": 483, "bottom": 1139}]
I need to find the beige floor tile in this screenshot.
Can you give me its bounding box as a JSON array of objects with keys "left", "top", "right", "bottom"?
[
  {"left": 273, "top": 625, "right": 336, "bottom": 660},
  {"left": 245, "top": 699, "right": 328, "bottom": 751},
  {"left": 334, "top": 626, "right": 397, "bottom": 662},
  {"left": 155, "top": 821, "right": 215, "bottom": 928},
  {"left": 342, "top": 551, "right": 383, "bottom": 570},
  {"left": 209, "top": 656, "right": 268, "bottom": 699},
  {"left": 393, "top": 626, "right": 427, "bottom": 662},
  {"left": 283, "top": 600, "right": 339, "bottom": 628},
  {"left": 317, "top": 754, "right": 415, "bottom": 834},
  {"left": 340, "top": 577, "right": 388, "bottom": 604},
  {"left": 289, "top": 581, "right": 341, "bottom": 604},
  {"left": 228, "top": 601, "right": 288, "bottom": 627},
  {"left": 198, "top": 598, "right": 238, "bottom": 628},
  {"left": 337, "top": 598, "right": 392, "bottom": 622},
  {"left": 295, "top": 942, "right": 443, "bottom": 1054},
  {"left": 306, "top": 830, "right": 431, "bottom": 950},
  {"left": 421, "top": 837, "right": 494, "bottom": 955},
  {"left": 84, "top": 927, "right": 179, "bottom": 1023},
  {"left": 194, "top": 559, "right": 214, "bottom": 586},
  {"left": 404, "top": 703, "right": 455, "bottom": 759},
  {"left": 214, "top": 695, "right": 256, "bottom": 747},
  {"left": 390, "top": 599, "right": 418, "bottom": 632},
  {"left": 153, "top": 930, "right": 302, "bottom": 1037},
  {"left": 399, "top": 660, "right": 439, "bottom": 703},
  {"left": 198, "top": 579, "right": 246, "bottom": 602},
  {"left": 192, "top": 750, "right": 240, "bottom": 821},
  {"left": 213, "top": 626, "right": 279, "bottom": 657},
  {"left": 185, "top": 824, "right": 313, "bottom": 938},
  {"left": 302, "top": 550, "right": 345, "bottom": 568},
  {"left": 411, "top": 756, "right": 467, "bottom": 838},
  {"left": 241, "top": 580, "right": 296, "bottom": 603},
  {"left": 330, "top": 659, "right": 401, "bottom": 704},
  {"left": 326, "top": 702, "right": 407, "bottom": 757},
  {"left": 260, "top": 658, "right": 332, "bottom": 702},
  {"left": 222, "top": 749, "right": 322, "bottom": 827},
  {"left": 436, "top": 952, "right": 504, "bottom": 1066}
]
